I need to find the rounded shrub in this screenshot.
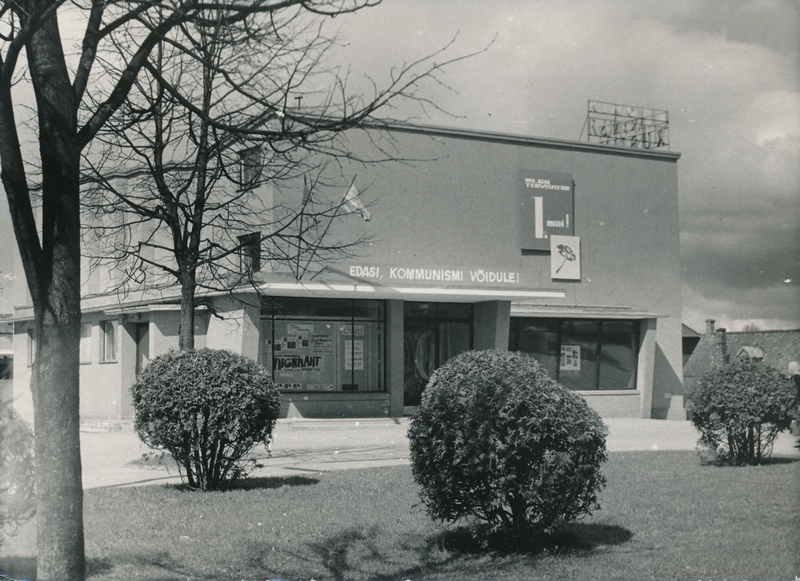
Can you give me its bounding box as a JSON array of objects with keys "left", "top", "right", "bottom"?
[
  {"left": 132, "top": 349, "right": 281, "bottom": 490},
  {"left": 0, "top": 404, "right": 35, "bottom": 546},
  {"left": 408, "top": 350, "right": 608, "bottom": 536},
  {"left": 690, "top": 359, "right": 796, "bottom": 465}
]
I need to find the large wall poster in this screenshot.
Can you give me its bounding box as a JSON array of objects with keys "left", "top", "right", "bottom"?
[
  {"left": 261, "top": 319, "right": 384, "bottom": 392},
  {"left": 269, "top": 321, "right": 336, "bottom": 391},
  {"left": 519, "top": 170, "right": 575, "bottom": 251}
]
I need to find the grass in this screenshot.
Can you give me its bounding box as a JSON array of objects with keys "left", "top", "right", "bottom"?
[{"left": 1, "top": 451, "right": 799, "bottom": 581}]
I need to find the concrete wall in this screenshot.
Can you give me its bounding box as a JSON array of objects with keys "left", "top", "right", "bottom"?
[
  {"left": 10, "top": 125, "right": 683, "bottom": 421},
  {"left": 78, "top": 315, "right": 122, "bottom": 419},
  {"left": 11, "top": 323, "right": 34, "bottom": 424},
  {"left": 474, "top": 301, "right": 511, "bottom": 351},
  {"left": 314, "top": 128, "right": 680, "bottom": 320},
  {"left": 292, "top": 127, "right": 683, "bottom": 418},
  {"left": 280, "top": 391, "right": 391, "bottom": 419},
  {"left": 582, "top": 391, "right": 643, "bottom": 418}
]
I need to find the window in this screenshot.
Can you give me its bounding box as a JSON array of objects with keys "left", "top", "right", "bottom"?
[
  {"left": 403, "top": 302, "right": 473, "bottom": 407},
  {"left": 509, "top": 318, "right": 639, "bottom": 390},
  {"left": 101, "top": 320, "right": 116, "bottom": 362},
  {"left": 238, "top": 232, "right": 261, "bottom": 274},
  {"left": 261, "top": 298, "right": 385, "bottom": 393},
  {"left": 79, "top": 323, "right": 92, "bottom": 363},
  {"left": 238, "top": 147, "right": 262, "bottom": 190}
]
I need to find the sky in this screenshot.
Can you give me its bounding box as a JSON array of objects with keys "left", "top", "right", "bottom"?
[{"left": 1, "top": 0, "right": 798, "bottom": 332}]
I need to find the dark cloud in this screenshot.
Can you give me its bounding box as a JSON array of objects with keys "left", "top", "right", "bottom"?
[{"left": 664, "top": 0, "right": 800, "bottom": 57}]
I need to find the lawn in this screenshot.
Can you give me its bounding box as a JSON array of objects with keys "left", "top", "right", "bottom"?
[{"left": 1, "top": 451, "right": 798, "bottom": 581}]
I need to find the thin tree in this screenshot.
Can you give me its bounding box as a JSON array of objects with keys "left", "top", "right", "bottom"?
[
  {"left": 81, "top": 9, "right": 429, "bottom": 351},
  {"left": 0, "top": 2, "right": 466, "bottom": 579}
]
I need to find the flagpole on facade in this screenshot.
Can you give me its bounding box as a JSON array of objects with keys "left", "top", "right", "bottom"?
[
  {"left": 295, "top": 176, "right": 309, "bottom": 279},
  {"left": 298, "top": 176, "right": 356, "bottom": 280}
]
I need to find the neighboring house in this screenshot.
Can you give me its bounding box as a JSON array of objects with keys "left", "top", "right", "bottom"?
[
  {"left": 683, "top": 319, "right": 800, "bottom": 397},
  {"left": 682, "top": 323, "right": 701, "bottom": 366},
  {"left": 0, "top": 319, "right": 12, "bottom": 407},
  {"left": 12, "top": 122, "right": 685, "bottom": 423}
]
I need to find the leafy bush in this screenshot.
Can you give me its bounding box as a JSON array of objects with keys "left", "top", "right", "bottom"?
[
  {"left": 0, "top": 404, "right": 35, "bottom": 546},
  {"left": 690, "top": 359, "right": 796, "bottom": 465},
  {"left": 132, "top": 349, "right": 281, "bottom": 490},
  {"left": 408, "top": 350, "right": 608, "bottom": 537}
]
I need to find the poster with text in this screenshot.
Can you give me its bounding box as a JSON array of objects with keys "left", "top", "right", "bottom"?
[
  {"left": 519, "top": 170, "right": 574, "bottom": 251},
  {"left": 272, "top": 321, "right": 335, "bottom": 390},
  {"left": 560, "top": 344, "right": 581, "bottom": 371},
  {"left": 344, "top": 339, "right": 364, "bottom": 371}
]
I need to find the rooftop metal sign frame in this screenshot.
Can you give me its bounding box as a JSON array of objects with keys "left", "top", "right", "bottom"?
[{"left": 584, "top": 100, "right": 669, "bottom": 150}]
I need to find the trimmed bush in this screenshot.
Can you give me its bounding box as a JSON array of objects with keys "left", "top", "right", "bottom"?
[
  {"left": 0, "top": 404, "right": 35, "bottom": 546},
  {"left": 408, "top": 350, "right": 608, "bottom": 537},
  {"left": 132, "top": 349, "right": 281, "bottom": 490},
  {"left": 690, "top": 359, "right": 795, "bottom": 465}
]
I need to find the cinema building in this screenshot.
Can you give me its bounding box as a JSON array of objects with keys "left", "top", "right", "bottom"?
[{"left": 11, "top": 122, "right": 685, "bottom": 423}]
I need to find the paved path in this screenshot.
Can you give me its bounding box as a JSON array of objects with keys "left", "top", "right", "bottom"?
[{"left": 79, "top": 418, "right": 800, "bottom": 489}]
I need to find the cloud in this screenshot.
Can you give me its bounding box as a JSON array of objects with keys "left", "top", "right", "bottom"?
[
  {"left": 682, "top": 279, "right": 800, "bottom": 332},
  {"left": 326, "top": 1, "right": 799, "bottom": 330},
  {"left": 1, "top": 0, "right": 797, "bottom": 328}
]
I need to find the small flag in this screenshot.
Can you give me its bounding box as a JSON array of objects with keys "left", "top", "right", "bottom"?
[{"left": 342, "top": 179, "right": 371, "bottom": 221}]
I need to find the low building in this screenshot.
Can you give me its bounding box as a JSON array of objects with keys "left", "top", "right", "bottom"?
[
  {"left": 682, "top": 324, "right": 701, "bottom": 366},
  {"left": 12, "top": 123, "right": 686, "bottom": 422},
  {"left": 683, "top": 319, "right": 800, "bottom": 397},
  {"left": 0, "top": 319, "right": 12, "bottom": 407}
]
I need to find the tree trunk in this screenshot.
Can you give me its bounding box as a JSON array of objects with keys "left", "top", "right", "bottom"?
[
  {"left": 179, "top": 270, "right": 197, "bottom": 351},
  {"left": 31, "top": 304, "right": 85, "bottom": 581},
  {"left": 26, "top": 14, "right": 86, "bottom": 581}
]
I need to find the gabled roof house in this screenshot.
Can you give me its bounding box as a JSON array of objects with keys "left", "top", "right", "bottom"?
[{"left": 683, "top": 319, "right": 800, "bottom": 396}]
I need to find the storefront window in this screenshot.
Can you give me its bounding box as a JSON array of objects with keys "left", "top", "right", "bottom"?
[
  {"left": 597, "top": 321, "right": 639, "bottom": 390},
  {"left": 404, "top": 302, "right": 473, "bottom": 407},
  {"left": 559, "top": 320, "right": 599, "bottom": 391},
  {"left": 509, "top": 318, "right": 639, "bottom": 390},
  {"left": 261, "top": 298, "right": 384, "bottom": 392}
]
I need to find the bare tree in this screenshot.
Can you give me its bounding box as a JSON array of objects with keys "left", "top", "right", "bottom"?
[
  {"left": 0, "top": 2, "right": 467, "bottom": 578},
  {"left": 82, "top": 9, "right": 467, "bottom": 351},
  {"left": 82, "top": 12, "right": 378, "bottom": 350}
]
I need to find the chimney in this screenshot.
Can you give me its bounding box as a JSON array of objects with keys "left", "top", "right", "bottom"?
[
  {"left": 716, "top": 327, "right": 728, "bottom": 364},
  {"left": 705, "top": 319, "right": 715, "bottom": 336}
]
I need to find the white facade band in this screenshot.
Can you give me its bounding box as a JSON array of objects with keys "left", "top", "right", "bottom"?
[{"left": 258, "top": 282, "right": 565, "bottom": 300}]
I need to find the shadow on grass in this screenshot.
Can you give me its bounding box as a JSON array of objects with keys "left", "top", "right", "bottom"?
[
  {"left": 298, "top": 521, "right": 634, "bottom": 581},
  {"left": 307, "top": 525, "right": 385, "bottom": 580},
  {"left": 698, "top": 454, "right": 800, "bottom": 467},
  {"left": 163, "top": 474, "right": 320, "bottom": 492},
  {"left": 90, "top": 550, "right": 230, "bottom": 581},
  {"left": 0, "top": 556, "right": 115, "bottom": 581},
  {"left": 0, "top": 556, "right": 36, "bottom": 580},
  {"left": 228, "top": 475, "right": 320, "bottom": 490},
  {"left": 432, "top": 521, "right": 633, "bottom": 556}
]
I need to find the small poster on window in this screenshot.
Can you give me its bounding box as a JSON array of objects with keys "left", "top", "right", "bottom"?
[
  {"left": 288, "top": 323, "right": 313, "bottom": 336},
  {"left": 311, "top": 334, "right": 333, "bottom": 354},
  {"left": 344, "top": 339, "right": 364, "bottom": 371},
  {"left": 340, "top": 324, "right": 365, "bottom": 336},
  {"left": 560, "top": 344, "right": 581, "bottom": 371}
]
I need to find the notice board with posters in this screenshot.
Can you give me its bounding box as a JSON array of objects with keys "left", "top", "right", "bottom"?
[
  {"left": 519, "top": 170, "right": 575, "bottom": 251},
  {"left": 262, "top": 319, "right": 384, "bottom": 392},
  {"left": 270, "top": 321, "right": 337, "bottom": 391}
]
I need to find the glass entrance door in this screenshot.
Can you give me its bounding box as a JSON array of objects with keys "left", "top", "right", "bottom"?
[{"left": 403, "top": 302, "right": 472, "bottom": 409}]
